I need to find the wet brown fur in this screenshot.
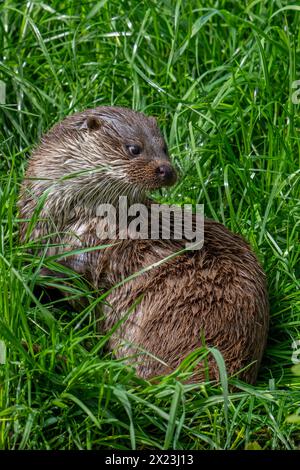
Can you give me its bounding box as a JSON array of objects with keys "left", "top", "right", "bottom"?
[{"left": 18, "top": 106, "right": 269, "bottom": 384}]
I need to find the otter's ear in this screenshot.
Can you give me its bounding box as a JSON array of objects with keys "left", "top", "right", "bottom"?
[
  {"left": 148, "top": 116, "right": 158, "bottom": 128},
  {"left": 79, "top": 115, "right": 102, "bottom": 131}
]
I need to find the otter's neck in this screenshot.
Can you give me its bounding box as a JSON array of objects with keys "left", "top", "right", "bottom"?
[{"left": 37, "top": 177, "right": 149, "bottom": 226}]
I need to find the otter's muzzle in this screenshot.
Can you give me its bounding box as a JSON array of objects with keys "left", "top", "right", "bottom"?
[{"left": 155, "top": 164, "right": 177, "bottom": 187}]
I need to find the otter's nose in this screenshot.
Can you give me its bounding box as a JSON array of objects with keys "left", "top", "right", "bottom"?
[{"left": 156, "top": 164, "right": 177, "bottom": 186}]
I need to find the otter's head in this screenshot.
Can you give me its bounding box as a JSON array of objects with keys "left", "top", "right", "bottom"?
[
  {"left": 24, "top": 107, "right": 177, "bottom": 216},
  {"left": 74, "top": 106, "right": 177, "bottom": 191}
]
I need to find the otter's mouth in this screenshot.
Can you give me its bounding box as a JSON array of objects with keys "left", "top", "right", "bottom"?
[{"left": 126, "top": 161, "right": 177, "bottom": 191}]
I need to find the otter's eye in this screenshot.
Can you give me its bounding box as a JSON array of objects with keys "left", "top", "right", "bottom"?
[{"left": 126, "top": 144, "right": 142, "bottom": 156}]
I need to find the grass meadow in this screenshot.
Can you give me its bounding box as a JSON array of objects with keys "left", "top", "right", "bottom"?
[{"left": 0, "top": 0, "right": 300, "bottom": 450}]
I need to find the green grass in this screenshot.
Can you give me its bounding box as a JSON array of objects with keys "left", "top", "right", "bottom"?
[{"left": 1, "top": 0, "right": 300, "bottom": 450}]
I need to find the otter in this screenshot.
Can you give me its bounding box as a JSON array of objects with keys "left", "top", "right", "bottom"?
[{"left": 18, "top": 106, "right": 269, "bottom": 384}]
